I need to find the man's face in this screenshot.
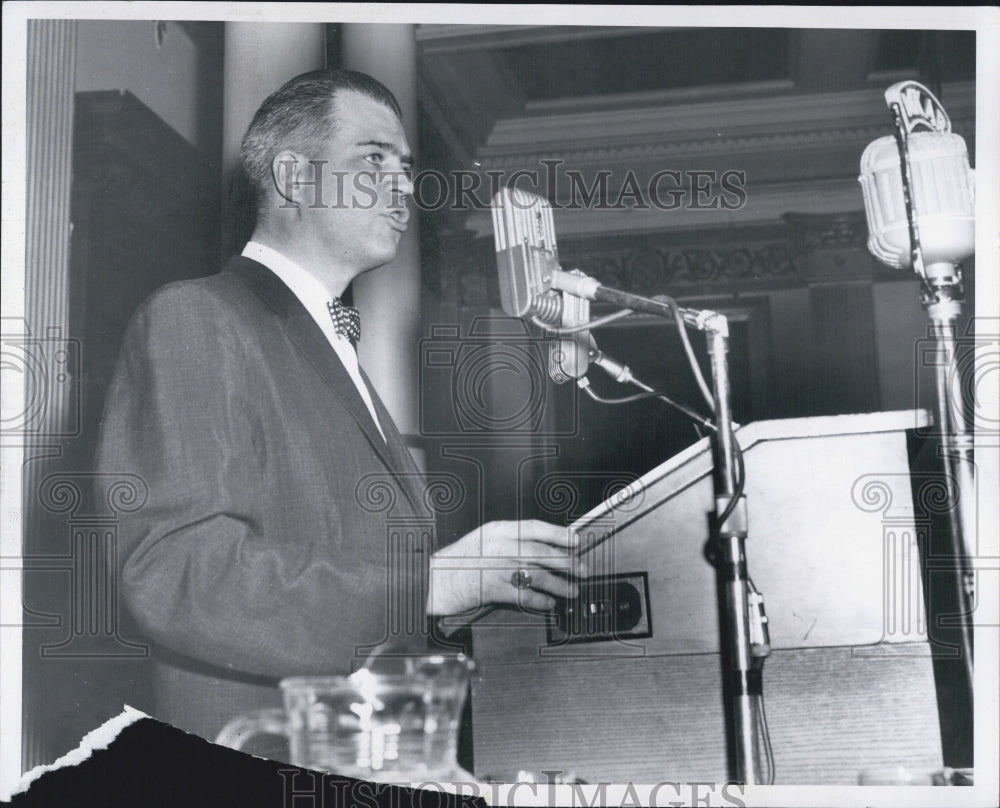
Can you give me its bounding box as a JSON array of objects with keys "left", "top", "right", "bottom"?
[{"left": 301, "top": 89, "right": 413, "bottom": 275}]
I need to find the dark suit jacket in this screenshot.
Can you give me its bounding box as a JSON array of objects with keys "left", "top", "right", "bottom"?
[{"left": 96, "top": 256, "right": 432, "bottom": 741}]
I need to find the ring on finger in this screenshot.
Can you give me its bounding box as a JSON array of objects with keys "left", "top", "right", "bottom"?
[{"left": 511, "top": 569, "right": 533, "bottom": 589}]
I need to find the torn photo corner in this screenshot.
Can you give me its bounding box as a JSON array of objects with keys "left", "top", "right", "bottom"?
[
  {"left": 7, "top": 709, "right": 490, "bottom": 808},
  {"left": 10, "top": 706, "right": 148, "bottom": 798}
]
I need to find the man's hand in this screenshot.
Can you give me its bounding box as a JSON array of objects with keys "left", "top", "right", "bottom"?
[{"left": 427, "top": 520, "right": 585, "bottom": 619}]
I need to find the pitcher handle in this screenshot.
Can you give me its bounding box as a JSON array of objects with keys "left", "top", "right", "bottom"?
[{"left": 215, "top": 708, "right": 287, "bottom": 751}]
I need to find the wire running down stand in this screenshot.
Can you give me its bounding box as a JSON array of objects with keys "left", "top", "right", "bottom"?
[{"left": 587, "top": 284, "right": 769, "bottom": 785}]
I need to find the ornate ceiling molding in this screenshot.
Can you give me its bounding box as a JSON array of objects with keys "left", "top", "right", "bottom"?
[
  {"left": 523, "top": 79, "right": 797, "bottom": 114},
  {"left": 445, "top": 80, "right": 976, "bottom": 243},
  {"left": 417, "top": 24, "right": 663, "bottom": 54},
  {"left": 462, "top": 178, "right": 871, "bottom": 239},
  {"left": 471, "top": 119, "right": 973, "bottom": 172},
  {"left": 480, "top": 81, "right": 976, "bottom": 162}
]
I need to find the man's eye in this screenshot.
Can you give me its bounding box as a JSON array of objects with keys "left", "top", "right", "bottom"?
[{"left": 365, "top": 153, "right": 384, "bottom": 166}]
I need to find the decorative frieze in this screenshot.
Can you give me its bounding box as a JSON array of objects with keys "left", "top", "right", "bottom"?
[
  {"left": 435, "top": 212, "right": 909, "bottom": 308},
  {"left": 570, "top": 240, "right": 800, "bottom": 296}
]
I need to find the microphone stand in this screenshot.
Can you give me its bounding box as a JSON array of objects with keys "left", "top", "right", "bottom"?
[
  {"left": 922, "top": 281, "right": 976, "bottom": 696},
  {"left": 572, "top": 281, "right": 764, "bottom": 784},
  {"left": 888, "top": 99, "right": 976, "bottom": 693},
  {"left": 704, "top": 315, "right": 760, "bottom": 787}
]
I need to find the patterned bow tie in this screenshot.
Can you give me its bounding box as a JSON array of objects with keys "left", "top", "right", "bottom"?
[{"left": 327, "top": 297, "right": 361, "bottom": 344}]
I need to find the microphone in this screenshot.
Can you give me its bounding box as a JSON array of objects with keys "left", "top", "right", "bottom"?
[
  {"left": 491, "top": 188, "right": 598, "bottom": 382},
  {"left": 859, "top": 81, "right": 974, "bottom": 286},
  {"left": 491, "top": 189, "right": 721, "bottom": 426},
  {"left": 859, "top": 80, "right": 977, "bottom": 691}
]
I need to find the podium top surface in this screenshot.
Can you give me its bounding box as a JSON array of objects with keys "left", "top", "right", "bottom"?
[{"left": 573, "top": 409, "right": 931, "bottom": 535}]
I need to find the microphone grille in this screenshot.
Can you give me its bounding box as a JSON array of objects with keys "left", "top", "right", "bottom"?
[
  {"left": 491, "top": 188, "right": 558, "bottom": 259},
  {"left": 859, "top": 132, "right": 974, "bottom": 270}
]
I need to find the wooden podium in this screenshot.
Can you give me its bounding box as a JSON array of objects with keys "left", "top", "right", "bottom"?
[{"left": 469, "top": 411, "right": 943, "bottom": 784}]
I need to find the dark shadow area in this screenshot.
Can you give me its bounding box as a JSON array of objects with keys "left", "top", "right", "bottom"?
[
  {"left": 9, "top": 718, "right": 482, "bottom": 808},
  {"left": 907, "top": 430, "right": 975, "bottom": 768}
]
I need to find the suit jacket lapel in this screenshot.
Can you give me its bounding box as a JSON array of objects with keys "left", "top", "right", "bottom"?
[
  {"left": 360, "top": 367, "right": 427, "bottom": 514},
  {"left": 226, "top": 257, "right": 423, "bottom": 513}
]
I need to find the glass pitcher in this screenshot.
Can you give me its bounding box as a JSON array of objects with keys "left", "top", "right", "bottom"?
[{"left": 215, "top": 653, "right": 475, "bottom": 784}]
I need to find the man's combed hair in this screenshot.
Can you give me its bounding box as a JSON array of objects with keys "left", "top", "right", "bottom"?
[{"left": 239, "top": 69, "right": 402, "bottom": 213}]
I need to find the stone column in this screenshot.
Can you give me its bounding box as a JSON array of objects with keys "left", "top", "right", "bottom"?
[
  {"left": 222, "top": 22, "right": 326, "bottom": 177},
  {"left": 221, "top": 23, "right": 325, "bottom": 255},
  {"left": 10, "top": 19, "right": 78, "bottom": 778},
  {"left": 341, "top": 24, "right": 423, "bottom": 466}
]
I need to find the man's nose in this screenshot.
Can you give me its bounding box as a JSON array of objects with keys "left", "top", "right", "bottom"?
[{"left": 381, "top": 167, "right": 413, "bottom": 199}]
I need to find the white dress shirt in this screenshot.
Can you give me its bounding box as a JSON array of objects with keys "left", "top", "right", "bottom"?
[{"left": 241, "top": 241, "right": 386, "bottom": 442}]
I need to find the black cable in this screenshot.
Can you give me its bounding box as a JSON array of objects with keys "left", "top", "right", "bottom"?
[
  {"left": 716, "top": 435, "right": 745, "bottom": 528},
  {"left": 757, "top": 678, "right": 775, "bottom": 784},
  {"left": 581, "top": 386, "right": 665, "bottom": 405},
  {"left": 581, "top": 380, "right": 715, "bottom": 431},
  {"left": 746, "top": 578, "right": 774, "bottom": 784},
  {"left": 651, "top": 294, "right": 715, "bottom": 412},
  {"left": 531, "top": 307, "right": 635, "bottom": 335}
]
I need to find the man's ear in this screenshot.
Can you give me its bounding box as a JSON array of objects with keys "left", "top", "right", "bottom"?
[{"left": 270, "top": 151, "right": 309, "bottom": 209}]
